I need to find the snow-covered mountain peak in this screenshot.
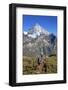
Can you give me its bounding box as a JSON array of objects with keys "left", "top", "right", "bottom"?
[
  {"left": 23, "top": 23, "right": 50, "bottom": 38},
  {"left": 28, "top": 23, "right": 50, "bottom": 38},
  {"left": 33, "top": 23, "right": 42, "bottom": 33}
]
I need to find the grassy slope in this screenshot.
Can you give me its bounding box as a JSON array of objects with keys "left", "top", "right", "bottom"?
[{"left": 23, "top": 55, "right": 57, "bottom": 75}]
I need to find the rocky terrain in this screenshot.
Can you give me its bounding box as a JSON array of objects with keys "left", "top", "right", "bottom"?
[{"left": 23, "top": 23, "right": 57, "bottom": 57}]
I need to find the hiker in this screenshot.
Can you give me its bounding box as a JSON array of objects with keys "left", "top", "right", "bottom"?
[
  {"left": 40, "top": 54, "right": 44, "bottom": 64},
  {"left": 37, "top": 54, "right": 44, "bottom": 65}
]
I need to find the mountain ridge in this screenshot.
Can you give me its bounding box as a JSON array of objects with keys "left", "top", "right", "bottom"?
[
  {"left": 23, "top": 23, "right": 57, "bottom": 57},
  {"left": 23, "top": 23, "right": 50, "bottom": 38}
]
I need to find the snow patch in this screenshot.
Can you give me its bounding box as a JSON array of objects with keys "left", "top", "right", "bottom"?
[{"left": 23, "top": 31, "right": 27, "bottom": 35}]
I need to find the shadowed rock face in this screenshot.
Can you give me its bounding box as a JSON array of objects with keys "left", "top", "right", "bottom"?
[{"left": 23, "top": 24, "right": 57, "bottom": 57}]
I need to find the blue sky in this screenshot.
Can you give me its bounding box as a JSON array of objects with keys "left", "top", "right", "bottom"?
[{"left": 23, "top": 15, "right": 57, "bottom": 35}]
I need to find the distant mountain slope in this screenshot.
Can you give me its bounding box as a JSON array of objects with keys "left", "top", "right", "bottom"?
[{"left": 23, "top": 23, "right": 57, "bottom": 57}]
